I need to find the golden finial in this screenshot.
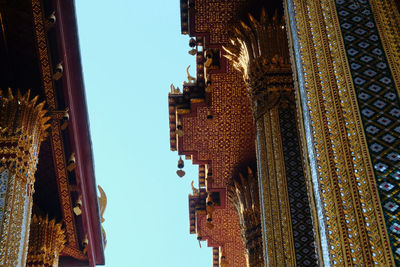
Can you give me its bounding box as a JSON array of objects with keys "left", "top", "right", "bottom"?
[
  {"left": 98, "top": 185, "right": 107, "bottom": 223},
  {"left": 191, "top": 180, "right": 199, "bottom": 196}
]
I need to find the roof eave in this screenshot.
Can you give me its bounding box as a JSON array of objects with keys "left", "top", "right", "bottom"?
[{"left": 54, "top": 0, "right": 105, "bottom": 265}]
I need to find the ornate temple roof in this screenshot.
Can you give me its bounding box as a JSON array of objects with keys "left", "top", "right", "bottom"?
[{"left": 0, "top": 0, "right": 105, "bottom": 265}]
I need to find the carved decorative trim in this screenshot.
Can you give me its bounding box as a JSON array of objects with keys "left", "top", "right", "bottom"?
[
  {"left": 31, "top": 0, "right": 86, "bottom": 259},
  {"left": 253, "top": 106, "right": 297, "bottom": 266},
  {"left": 309, "top": 1, "right": 373, "bottom": 264},
  {"left": 332, "top": 0, "right": 400, "bottom": 264},
  {"left": 50, "top": 120, "right": 79, "bottom": 249},
  {"left": 31, "top": 0, "right": 56, "bottom": 109},
  {"left": 286, "top": 0, "right": 396, "bottom": 265},
  {"left": 284, "top": 1, "right": 324, "bottom": 264}
]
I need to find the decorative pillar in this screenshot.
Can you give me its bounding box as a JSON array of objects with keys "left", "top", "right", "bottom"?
[
  {"left": 228, "top": 167, "right": 263, "bottom": 267},
  {"left": 285, "top": 0, "right": 400, "bottom": 265},
  {"left": 224, "top": 10, "right": 318, "bottom": 266},
  {"left": 0, "top": 89, "right": 50, "bottom": 266},
  {"left": 26, "top": 214, "right": 66, "bottom": 267}
]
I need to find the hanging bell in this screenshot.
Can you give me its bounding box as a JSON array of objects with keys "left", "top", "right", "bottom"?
[
  {"left": 206, "top": 194, "right": 214, "bottom": 206},
  {"left": 206, "top": 110, "right": 213, "bottom": 119},
  {"left": 189, "top": 38, "right": 196, "bottom": 48},
  {"left": 176, "top": 156, "right": 185, "bottom": 178},
  {"left": 176, "top": 169, "right": 186, "bottom": 178},
  {"left": 177, "top": 120, "right": 183, "bottom": 130},
  {"left": 177, "top": 156, "right": 184, "bottom": 169}
]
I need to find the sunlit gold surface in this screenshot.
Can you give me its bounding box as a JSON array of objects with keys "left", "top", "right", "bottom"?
[
  {"left": 27, "top": 214, "right": 66, "bottom": 267},
  {"left": 98, "top": 185, "right": 107, "bottom": 247},
  {"left": 0, "top": 89, "right": 49, "bottom": 266},
  {"left": 223, "top": 11, "right": 303, "bottom": 265},
  {"left": 287, "top": 0, "right": 395, "bottom": 264}
]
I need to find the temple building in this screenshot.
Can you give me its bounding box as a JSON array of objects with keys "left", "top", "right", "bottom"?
[
  {"left": 0, "top": 0, "right": 105, "bottom": 266},
  {"left": 168, "top": 0, "right": 400, "bottom": 266}
]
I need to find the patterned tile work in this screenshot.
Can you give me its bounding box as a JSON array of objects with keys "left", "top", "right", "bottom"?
[
  {"left": 0, "top": 169, "right": 8, "bottom": 227},
  {"left": 16, "top": 194, "right": 30, "bottom": 266},
  {"left": 179, "top": 47, "right": 255, "bottom": 266},
  {"left": 194, "top": 0, "right": 247, "bottom": 44},
  {"left": 181, "top": 62, "right": 255, "bottom": 187},
  {"left": 180, "top": 62, "right": 254, "bottom": 266},
  {"left": 196, "top": 205, "right": 245, "bottom": 265},
  {"left": 181, "top": 2, "right": 260, "bottom": 265},
  {"left": 335, "top": 0, "right": 400, "bottom": 263},
  {"left": 279, "top": 108, "right": 318, "bottom": 266}
]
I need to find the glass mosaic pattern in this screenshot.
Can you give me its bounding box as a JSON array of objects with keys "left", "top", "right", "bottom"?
[
  {"left": 17, "top": 194, "right": 29, "bottom": 267},
  {"left": 335, "top": 0, "right": 400, "bottom": 263},
  {"left": 279, "top": 108, "right": 318, "bottom": 266},
  {"left": 0, "top": 169, "right": 9, "bottom": 227}
]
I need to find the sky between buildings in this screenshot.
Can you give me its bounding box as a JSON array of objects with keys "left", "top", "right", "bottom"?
[{"left": 75, "top": 0, "right": 211, "bottom": 266}]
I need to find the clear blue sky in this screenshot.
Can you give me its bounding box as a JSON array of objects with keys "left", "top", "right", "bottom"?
[{"left": 75, "top": 1, "right": 211, "bottom": 266}]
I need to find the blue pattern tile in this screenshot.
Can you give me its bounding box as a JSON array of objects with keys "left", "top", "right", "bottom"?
[
  {"left": 335, "top": 0, "right": 400, "bottom": 263},
  {"left": 279, "top": 108, "right": 318, "bottom": 266},
  {"left": 0, "top": 169, "right": 9, "bottom": 224}
]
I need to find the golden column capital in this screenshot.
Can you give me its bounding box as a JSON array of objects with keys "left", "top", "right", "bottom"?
[
  {"left": 224, "top": 11, "right": 320, "bottom": 266},
  {"left": 223, "top": 11, "right": 294, "bottom": 117},
  {"left": 27, "top": 214, "right": 66, "bottom": 267},
  {"left": 0, "top": 89, "right": 50, "bottom": 184},
  {"left": 228, "top": 167, "right": 263, "bottom": 267},
  {"left": 0, "top": 89, "right": 50, "bottom": 266}
]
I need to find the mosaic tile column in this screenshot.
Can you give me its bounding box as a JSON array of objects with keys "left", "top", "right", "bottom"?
[
  {"left": 26, "top": 214, "right": 66, "bottom": 267},
  {"left": 224, "top": 11, "right": 318, "bottom": 266},
  {"left": 285, "top": 0, "right": 400, "bottom": 265},
  {"left": 0, "top": 89, "right": 50, "bottom": 266}
]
